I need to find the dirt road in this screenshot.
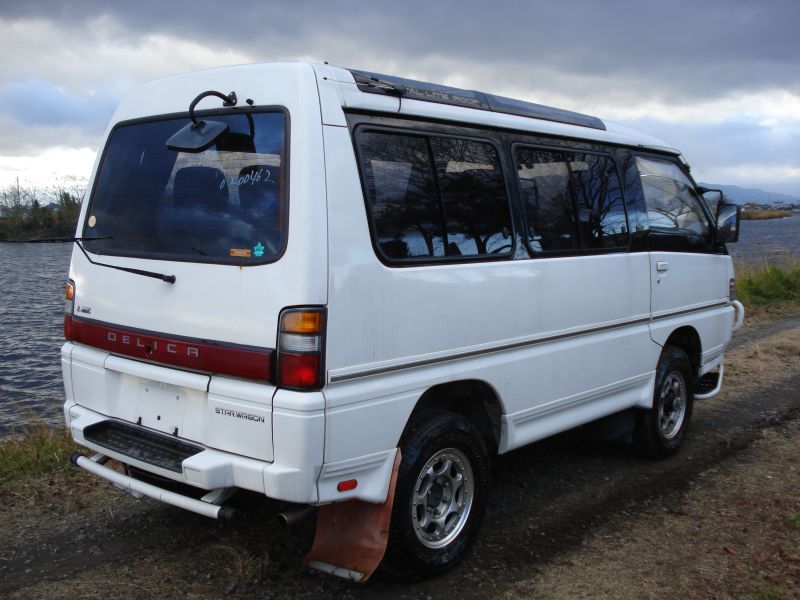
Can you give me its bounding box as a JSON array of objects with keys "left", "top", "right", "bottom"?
[{"left": 2, "top": 314, "right": 799, "bottom": 598}]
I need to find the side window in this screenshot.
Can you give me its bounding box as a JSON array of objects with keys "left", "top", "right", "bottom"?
[
  {"left": 514, "top": 146, "right": 629, "bottom": 252},
  {"left": 569, "top": 152, "right": 629, "bottom": 249},
  {"left": 636, "top": 157, "right": 709, "bottom": 237},
  {"left": 357, "top": 129, "right": 513, "bottom": 262},
  {"left": 359, "top": 132, "right": 445, "bottom": 259},
  {"left": 515, "top": 148, "right": 577, "bottom": 251},
  {"left": 430, "top": 137, "right": 512, "bottom": 256}
]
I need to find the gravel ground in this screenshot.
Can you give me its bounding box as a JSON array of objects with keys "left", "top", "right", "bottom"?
[{"left": 1, "top": 312, "right": 799, "bottom": 598}]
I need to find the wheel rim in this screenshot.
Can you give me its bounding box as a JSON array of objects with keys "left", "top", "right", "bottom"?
[
  {"left": 411, "top": 448, "right": 474, "bottom": 549},
  {"left": 658, "top": 370, "right": 687, "bottom": 440}
]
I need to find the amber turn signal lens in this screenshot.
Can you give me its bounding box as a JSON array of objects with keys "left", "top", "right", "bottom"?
[
  {"left": 66, "top": 282, "right": 75, "bottom": 301},
  {"left": 282, "top": 311, "right": 322, "bottom": 334}
]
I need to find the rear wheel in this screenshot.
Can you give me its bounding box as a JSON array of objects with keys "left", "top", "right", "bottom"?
[
  {"left": 635, "top": 346, "right": 694, "bottom": 458},
  {"left": 383, "top": 409, "right": 490, "bottom": 579}
]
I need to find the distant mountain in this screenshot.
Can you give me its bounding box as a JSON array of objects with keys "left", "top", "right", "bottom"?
[{"left": 698, "top": 183, "right": 800, "bottom": 206}]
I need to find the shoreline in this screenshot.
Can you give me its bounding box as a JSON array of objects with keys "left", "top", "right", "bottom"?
[{"left": 740, "top": 209, "right": 796, "bottom": 221}]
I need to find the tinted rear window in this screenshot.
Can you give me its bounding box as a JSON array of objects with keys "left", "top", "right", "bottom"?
[{"left": 84, "top": 111, "right": 287, "bottom": 264}]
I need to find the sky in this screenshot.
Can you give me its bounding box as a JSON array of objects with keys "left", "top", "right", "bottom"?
[{"left": 1, "top": 0, "right": 799, "bottom": 197}]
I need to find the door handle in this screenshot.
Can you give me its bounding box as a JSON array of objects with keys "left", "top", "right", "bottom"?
[{"left": 656, "top": 261, "right": 669, "bottom": 272}]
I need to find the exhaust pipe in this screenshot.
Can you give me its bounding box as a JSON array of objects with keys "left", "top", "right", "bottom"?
[{"left": 278, "top": 505, "right": 315, "bottom": 527}]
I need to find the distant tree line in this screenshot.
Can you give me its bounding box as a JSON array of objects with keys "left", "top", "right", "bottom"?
[{"left": 0, "top": 179, "right": 85, "bottom": 241}]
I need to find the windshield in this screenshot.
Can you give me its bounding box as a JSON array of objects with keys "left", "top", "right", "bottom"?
[{"left": 83, "top": 111, "right": 287, "bottom": 264}]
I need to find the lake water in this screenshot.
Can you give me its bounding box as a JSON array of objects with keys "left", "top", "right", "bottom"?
[
  {"left": 728, "top": 211, "right": 800, "bottom": 266},
  {"left": 1, "top": 213, "right": 799, "bottom": 435},
  {"left": 1, "top": 243, "right": 72, "bottom": 434}
]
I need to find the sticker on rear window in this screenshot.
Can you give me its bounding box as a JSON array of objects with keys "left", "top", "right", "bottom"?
[
  {"left": 230, "top": 248, "right": 252, "bottom": 258},
  {"left": 88, "top": 215, "right": 97, "bottom": 228},
  {"left": 253, "top": 242, "right": 265, "bottom": 258}
]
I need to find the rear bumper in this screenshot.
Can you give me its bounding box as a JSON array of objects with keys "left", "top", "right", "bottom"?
[
  {"left": 71, "top": 451, "right": 238, "bottom": 521},
  {"left": 65, "top": 402, "right": 324, "bottom": 504},
  {"left": 731, "top": 299, "right": 745, "bottom": 332}
]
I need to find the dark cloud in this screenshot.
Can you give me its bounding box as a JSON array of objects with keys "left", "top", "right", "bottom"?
[
  {"left": 2, "top": 0, "right": 799, "bottom": 100},
  {"left": 0, "top": 0, "right": 798, "bottom": 193}
]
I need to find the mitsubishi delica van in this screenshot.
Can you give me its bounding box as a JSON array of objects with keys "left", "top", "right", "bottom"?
[{"left": 62, "top": 62, "right": 744, "bottom": 580}]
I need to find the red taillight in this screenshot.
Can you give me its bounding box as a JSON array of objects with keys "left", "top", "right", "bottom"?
[
  {"left": 64, "top": 279, "right": 75, "bottom": 341},
  {"left": 277, "top": 307, "right": 325, "bottom": 390},
  {"left": 278, "top": 353, "right": 320, "bottom": 388}
]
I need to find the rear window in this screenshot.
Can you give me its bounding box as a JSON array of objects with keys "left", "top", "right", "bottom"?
[{"left": 83, "top": 111, "right": 287, "bottom": 264}]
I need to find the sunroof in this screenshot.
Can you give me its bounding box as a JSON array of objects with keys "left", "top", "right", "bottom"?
[{"left": 349, "top": 70, "right": 606, "bottom": 131}]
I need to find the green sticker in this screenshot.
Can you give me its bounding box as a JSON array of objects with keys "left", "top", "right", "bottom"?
[{"left": 253, "top": 242, "right": 265, "bottom": 258}]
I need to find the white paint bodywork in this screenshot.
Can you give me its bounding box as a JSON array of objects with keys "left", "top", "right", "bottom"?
[{"left": 62, "top": 62, "right": 740, "bottom": 509}]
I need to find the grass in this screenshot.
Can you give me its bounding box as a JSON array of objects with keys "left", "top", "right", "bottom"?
[
  {"left": 0, "top": 422, "right": 79, "bottom": 483},
  {"left": 740, "top": 209, "right": 793, "bottom": 221},
  {"left": 736, "top": 260, "right": 800, "bottom": 308}
]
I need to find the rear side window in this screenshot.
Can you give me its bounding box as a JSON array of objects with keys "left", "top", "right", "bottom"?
[
  {"left": 84, "top": 111, "right": 287, "bottom": 264},
  {"left": 357, "top": 130, "right": 513, "bottom": 262},
  {"left": 636, "top": 157, "right": 709, "bottom": 237},
  {"left": 514, "top": 146, "right": 629, "bottom": 252}
]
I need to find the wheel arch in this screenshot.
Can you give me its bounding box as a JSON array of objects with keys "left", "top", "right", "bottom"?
[
  {"left": 403, "top": 379, "right": 504, "bottom": 454},
  {"left": 663, "top": 326, "right": 702, "bottom": 379}
]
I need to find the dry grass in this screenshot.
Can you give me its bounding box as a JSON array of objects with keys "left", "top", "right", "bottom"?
[
  {"left": 8, "top": 541, "right": 274, "bottom": 600},
  {"left": 723, "top": 327, "right": 800, "bottom": 399},
  {"left": 738, "top": 300, "right": 800, "bottom": 326},
  {"left": 740, "top": 209, "right": 793, "bottom": 220},
  {"left": 508, "top": 422, "right": 800, "bottom": 599}
]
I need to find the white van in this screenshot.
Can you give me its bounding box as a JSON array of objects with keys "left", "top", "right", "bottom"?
[{"left": 62, "top": 62, "right": 744, "bottom": 580}]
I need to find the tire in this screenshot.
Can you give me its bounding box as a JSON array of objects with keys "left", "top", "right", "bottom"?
[
  {"left": 635, "top": 346, "right": 694, "bottom": 459},
  {"left": 382, "top": 409, "right": 490, "bottom": 579}
]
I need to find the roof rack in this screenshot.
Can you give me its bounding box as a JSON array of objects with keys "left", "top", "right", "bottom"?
[{"left": 349, "top": 69, "right": 606, "bottom": 131}]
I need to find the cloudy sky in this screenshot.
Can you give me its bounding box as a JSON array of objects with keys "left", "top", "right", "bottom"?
[{"left": 1, "top": 0, "right": 799, "bottom": 196}]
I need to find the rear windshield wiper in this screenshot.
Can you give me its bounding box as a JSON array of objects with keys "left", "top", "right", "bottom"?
[
  {"left": 74, "top": 240, "right": 176, "bottom": 284},
  {"left": 9, "top": 236, "right": 112, "bottom": 244},
  {"left": 10, "top": 235, "right": 176, "bottom": 284}
]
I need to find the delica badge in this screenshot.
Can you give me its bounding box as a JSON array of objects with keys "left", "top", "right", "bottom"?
[{"left": 229, "top": 248, "right": 252, "bottom": 258}]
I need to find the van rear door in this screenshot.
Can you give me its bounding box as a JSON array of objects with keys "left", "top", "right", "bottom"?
[{"left": 66, "top": 73, "right": 328, "bottom": 461}]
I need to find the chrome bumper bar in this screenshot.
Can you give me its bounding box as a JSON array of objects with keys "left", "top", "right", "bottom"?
[{"left": 70, "top": 452, "right": 236, "bottom": 521}]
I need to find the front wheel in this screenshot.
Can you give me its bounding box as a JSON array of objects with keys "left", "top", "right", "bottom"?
[
  {"left": 383, "top": 409, "right": 490, "bottom": 579},
  {"left": 635, "top": 346, "right": 694, "bottom": 458}
]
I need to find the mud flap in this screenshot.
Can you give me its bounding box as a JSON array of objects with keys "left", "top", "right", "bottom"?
[{"left": 304, "top": 449, "right": 401, "bottom": 582}]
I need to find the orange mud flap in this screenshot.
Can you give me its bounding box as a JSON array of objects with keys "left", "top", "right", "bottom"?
[{"left": 304, "top": 449, "right": 401, "bottom": 582}]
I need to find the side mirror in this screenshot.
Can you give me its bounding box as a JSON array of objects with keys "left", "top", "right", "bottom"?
[{"left": 716, "top": 202, "right": 741, "bottom": 244}]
